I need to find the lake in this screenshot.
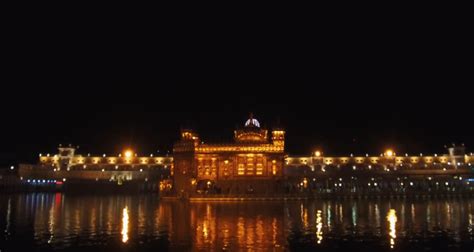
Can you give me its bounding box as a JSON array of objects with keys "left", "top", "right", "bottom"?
[{"left": 0, "top": 193, "right": 472, "bottom": 251}]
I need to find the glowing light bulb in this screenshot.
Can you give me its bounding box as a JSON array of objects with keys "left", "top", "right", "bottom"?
[{"left": 124, "top": 150, "right": 133, "bottom": 158}]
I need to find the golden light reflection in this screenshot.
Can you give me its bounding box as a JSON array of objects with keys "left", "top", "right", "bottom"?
[
  {"left": 387, "top": 209, "right": 397, "bottom": 249},
  {"left": 327, "top": 204, "right": 332, "bottom": 232},
  {"left": 16, "top": 195, "right": 474, "bottom": 251},
  {"left": 316, "top": 210, "right": 323, "bottom": 244},
  {"left": 338, "top": 203, "right": 343, "bottom": 223},
  {"left": 203, "top": 223, "right": 209, "bottom": 239},
  {"left": 121, "top": 206, "right": 129, "bottom": 243},
  {"left": 47, "top": 203, "right": 54, "bottom": 244},
  {"left": 256, "top": 217, "right": 264, "bottom": 246},
  {"left": 272, "top": 217, "right": 278, "bottom": 247},
  {"left": 237, "top": 216, "right": 245, "bottom": 247},
  {"left": 301, "top": 203, "right": 308, "bottom": 228},
  {"left": 195, "top": 203, "right": 215, "bottom": 247}
]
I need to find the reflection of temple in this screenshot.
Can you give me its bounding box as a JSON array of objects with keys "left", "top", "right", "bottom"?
[
  {"left": 190, "top": 202, "right": 286, "bottom": 250},
  {"left": 173, "top": 114, "right": 286, "bottom": 197},
  {"left": 4, "top": 195, "right": 472, "bottom": 251}
]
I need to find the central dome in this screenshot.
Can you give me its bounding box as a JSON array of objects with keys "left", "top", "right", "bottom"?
[
  {"left": 244, "top": 113, "right": 260, "bottom": 128},
  {"left": 235, "top": 113, "right": 267, "bottom": 143}
]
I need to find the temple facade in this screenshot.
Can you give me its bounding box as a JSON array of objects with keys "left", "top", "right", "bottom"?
[{"left": 173, "top": 115, "right": 286, "bottom": 197}]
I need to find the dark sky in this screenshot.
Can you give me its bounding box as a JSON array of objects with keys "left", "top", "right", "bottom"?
[{"left": 2, "top": 12, "right": 472, "bottom": 167}]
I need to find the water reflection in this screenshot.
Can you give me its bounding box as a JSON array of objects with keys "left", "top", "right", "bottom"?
[
  {"left": 0, "top": 194, "right": 473, "bottom": 251},
  {"left": 387, "top": 209, "right": 397, "bottom": 249},
  {"left": 121, "top": 206, "right": 129, "bottom": 243},
  {"left": 192, "top": 202, "right": 284, "bottom": 250},
  {"left": 4, "top": 197, "right": 11, "bottom": 239},
  {"left": 316, "top": 210, "right": 323, "bottom": 244},
  {"left": 47, "top": 199, "right": 54, "bottom": 244},
  {"left": 469, "top": 213, "right": 473, "bottom": 235}
]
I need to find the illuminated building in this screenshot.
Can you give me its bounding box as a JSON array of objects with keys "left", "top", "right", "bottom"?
[
  {"left": 173, "top": 114, "right": 286, "bottom": 197},
  {"left": 15, "top": 117, "right": 474, "bottom": 196},
  {"left": 285, "top": 144, "right": 474, "bottom": 195},
  {"left": 18, "top": 146, "right": 173, "bottom": 192}
]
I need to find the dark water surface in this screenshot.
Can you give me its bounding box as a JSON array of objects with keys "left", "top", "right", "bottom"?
[{"left": 0, "top": 193, "right": 472, "bottom": 251}]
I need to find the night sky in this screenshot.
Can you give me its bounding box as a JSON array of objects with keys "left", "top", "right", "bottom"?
[{"left": 2, "top": 14, "right": 471, "bottom": 167}]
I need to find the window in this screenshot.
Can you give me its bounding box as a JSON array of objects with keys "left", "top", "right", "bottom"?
[
  {"left": 238, "top": 163, "right": 245, "bottom": 175},
  {"left": 246, "top": 163, "right": 254, "bottom": 175},
  {"left": 256, "top": 163, "right": 263, "bottom": 175},
  {"left": 204, "top": 160, "right": 210, "bottom": 175}
]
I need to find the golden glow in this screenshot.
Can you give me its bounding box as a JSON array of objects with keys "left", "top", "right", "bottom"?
[
  {"left": 246, "top": 162, "right": 254, "bottom": 175},
  {"left": 385, "top": 149, "right": 394, "bottom": 157},
  {"left": 315, "top": 151, "right": 321, "bottom": 157},
  {"left": 159, "top": 181, "right": 172, "bottom": 191},
  {"left": 121, "top": 206, "right": 129, "bottom": 243},
  {"left": 316, "top": 210, "right": 323, "bottom": 244},
  {"left": 124, "top": 150, "right": 133, "bottom": 158},
  {"left": 195, "top": 145, "right": 284, "bottom": 154},
  {"left": 387, "top": 209, "right": 397, "bottom": 249},
  {"left": 237, "top": 164, "right": 245, "bottom": 175},
  {"left": 256, "top": 163, "right": 263, "bottom": 175}
]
